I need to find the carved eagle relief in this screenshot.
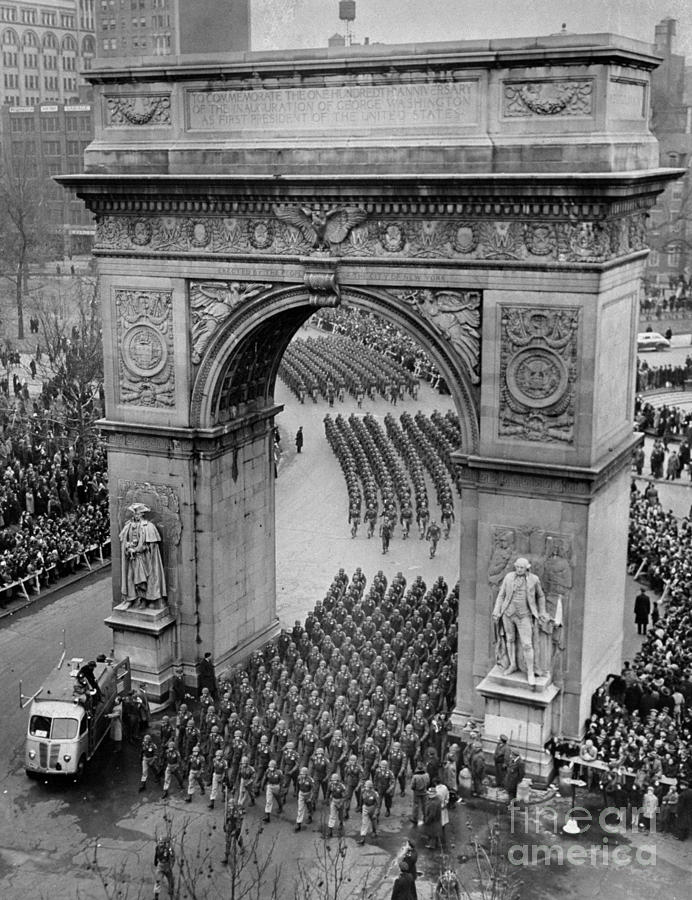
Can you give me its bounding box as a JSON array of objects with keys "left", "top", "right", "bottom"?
[{"left": 273, "top": 205, "right": 368, "bottom": 251}]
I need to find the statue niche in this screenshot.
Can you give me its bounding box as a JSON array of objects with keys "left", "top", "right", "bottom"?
[{"left": 487, "top": 527, "right": 571, "bottom": 685}]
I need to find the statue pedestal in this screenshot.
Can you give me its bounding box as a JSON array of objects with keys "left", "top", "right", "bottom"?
[
  {"left": 105, "top": 602, "right": 177, "bottom": 703},
  {"left": 476, "top": 666, "right": 560, "bottom": 781}
]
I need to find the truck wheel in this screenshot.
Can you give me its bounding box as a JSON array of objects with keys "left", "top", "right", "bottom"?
[{"left": 73, "top": 756, "right": 86, "bottom": 783}]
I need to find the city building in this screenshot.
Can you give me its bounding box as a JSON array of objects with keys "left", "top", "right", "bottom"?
[
  {"left": 0, "top": 0, "right": 95, "bottom": 106},
  {"left": 645, "top": 18, "right": 692, "bottom": 291},
  {"left": 95, "top": 0, "right": 250, "bottom": 58},
  {"left": 0, "top": 102, "right": 95, "bottom": 255}
]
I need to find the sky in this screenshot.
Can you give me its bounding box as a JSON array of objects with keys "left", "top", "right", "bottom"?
[{"left": 251, "top": 0, "right": 692, "bottom": 60}]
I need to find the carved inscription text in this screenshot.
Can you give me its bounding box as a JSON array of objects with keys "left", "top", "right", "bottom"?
[{"left": 187, "top": 82, "right": 479, "bottom": 132}]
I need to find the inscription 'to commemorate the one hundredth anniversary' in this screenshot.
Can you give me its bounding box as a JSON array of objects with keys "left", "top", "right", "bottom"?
[{"left": 187, "top": 82, "right": 479, "bottom": 132}]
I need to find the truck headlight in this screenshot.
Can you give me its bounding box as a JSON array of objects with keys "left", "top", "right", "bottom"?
[
  {"left": 63, "top": 755, "right": 72, "bottom": 763},
  {"left": 28, "top": 750, "right": 36, "bottom": 760}
]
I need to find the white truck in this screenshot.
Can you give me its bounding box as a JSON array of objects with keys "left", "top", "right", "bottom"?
[{"left": 22, "top": 654, "right": 131, "bottom": 780}]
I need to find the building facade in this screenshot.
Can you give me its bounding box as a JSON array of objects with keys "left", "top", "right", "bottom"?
[
  {"left": 0, "top": 102, "right": 94, "bottom": 254},
  {"left": 645, "top": 18, "right": 692, "bottom": 292},
  {"left": 95, "top": 0, "right": 250, "bottom": 59},
  {"left": 0, "top": 0, "right": 95, "bottom": 106}
]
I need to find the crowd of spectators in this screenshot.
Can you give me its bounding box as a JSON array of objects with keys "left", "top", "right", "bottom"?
[
  {"left": 0, "top": 397, "right": 110, "bottom": 602},
  {"left": 641, "top": 276, "right": 692, "bottom": 320},
  {"left": 637, "top": 360, "right": 691, "bottom": 392},
  {"left": 577, "top": 485, "right": 692, "bottom": 836},
  {"left": 634, "top": 396, "right": 692, "bottom": 444}
]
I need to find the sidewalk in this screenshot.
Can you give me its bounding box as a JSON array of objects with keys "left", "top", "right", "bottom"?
[{"left": 0, "top": 557, "right": 110, "bottom": 621}]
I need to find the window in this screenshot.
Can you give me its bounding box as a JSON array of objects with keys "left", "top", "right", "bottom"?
[
  {"left": 67, "top": 140, "right": 81, "bottom": 155},
  {"left": 43, "top": 54, "right": 57, "bottom": 69},
  {"left": 43, "top": 32, "right": 57, "bottom": 50},
  {"left": 9, "top": 116, "right": 22, "bottom": 132},
  {"left": 668, "top": 249, "right": 682, "bottom": 268},
  {"left": 24, "top": 74, "right": 39, "bottom": 90},
  {"left": 2, "top": 50, "right": 16, "bottom": 66},
  {"left": 66, "top": 117, "right": 78, "bottom": 132},
  {"left": 23, "top": 117, "right": 35, "bottom": 131},
  {"left": 79, "top": 118, "right": 91, "bottom": 133},
  {"left": 2, "top": 27, "right": 17, "bottom": 44},
  {"left": 648, "top": 250, "right": 660, "bottom": 268},
  {"left": 60, "top": 13, "right": 75, "bottom": 28},
  {"left": 62, "top": 56, "right": 75, "bottom": 70},
  {"left": 44, "top": 75, "right": 59, "bottom": 91},
  {"left": 22, "top": 30, "right": 38, "bottom": 47},
  {"left": 43, "top": 140, "right": 61, "bottom": 156},
  {"left": 23, "top": 52, "right": 37, "bottom": 67},
  {"left": 21, "top": 8, "right": 37, "bottom": 25},
  {"left": 4, "top": 72, "right": 17, "bottom": 88},
  {"left": 41, "top": 116, "right": 59, "bottom": 132},
  {"left": 0, "top": 7, "right": 17, "bottom": 23},
  {"left": 41, "top": 11, "right": 56, "bottom": 26}
]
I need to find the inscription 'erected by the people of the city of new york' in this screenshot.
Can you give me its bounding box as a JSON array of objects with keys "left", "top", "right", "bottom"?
[{"left": 187, "top": 82, "right": 479, "bottom": 132}]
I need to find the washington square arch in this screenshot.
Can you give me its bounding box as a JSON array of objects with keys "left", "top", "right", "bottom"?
[{"left": 62, "top": 32, "right": 679, "bottom": 775}]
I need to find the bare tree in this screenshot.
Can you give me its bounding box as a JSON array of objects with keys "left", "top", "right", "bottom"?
[
  {"left": 293, "top": 828, "right": 376, "bottom": 900},
  {"left": 35, "top": 275, "right": 104, "bottom": 453},
  {"left": 0, "top": 157, "right": 52, "bottom": 339},
  {"left": 71, "top": 812, "right": 283, "bottom": 900}
]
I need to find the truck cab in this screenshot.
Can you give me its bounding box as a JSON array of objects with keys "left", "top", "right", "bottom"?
[{"left": 24, "top": 655, "right": 130, "bottom": 779}]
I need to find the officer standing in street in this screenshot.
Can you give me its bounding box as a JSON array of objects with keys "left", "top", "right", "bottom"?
[
  {"left": 153, "top": 837, "right": 175, "bottom": 899},
  {"left": 222, "top": 796, "right": 245, "bottom": 864}
]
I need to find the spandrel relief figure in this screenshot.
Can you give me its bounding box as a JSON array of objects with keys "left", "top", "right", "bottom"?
[{"left": 119, "top": 502, "right": 167, "bottom": 609}]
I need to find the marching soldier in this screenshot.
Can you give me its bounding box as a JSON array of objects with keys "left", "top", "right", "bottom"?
[
  {"left": 326, "top": 772, "right": 347, "bottom": 837},
  {"left": 373, "top": 759, "right": 396, "bottom": 817},
  {"left": 294, "top": 766, "right": 315, "bottom": 831},
  {"left": 426, "top": 521, "right": 442, "bottom": 559},
  {"left": 343, "top": 753, "right": 364, "bottom": 820},
  {"left": 262, "top": 759, "right": 284, "bottom": 822},
  {"left": 208, "top": 749, "right": 229, "bottom": 810},
  {"left": 185, "top": 745, "right": 206, "bottom": 802},
  {"left": 237, "top": 755, "right": 256, "bottom": 808},
  {"left": 356, "top": 779, "right": 380, "bottom": 844},
  {"left": 161, "top": 741, "right": 185, "bottom": 799},
  {"left": 139, "top": 733, "right": 158, "bottom": 792}
]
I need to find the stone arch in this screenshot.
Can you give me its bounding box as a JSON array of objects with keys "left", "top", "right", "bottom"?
[{"left": 190, "top": 284, "right": 480, "bottom": 452}]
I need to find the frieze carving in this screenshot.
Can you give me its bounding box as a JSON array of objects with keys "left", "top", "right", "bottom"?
[
  {"left": 499, "top": 306, "right": 580, "bottom": 444},
  {"left": 393, "top": 289, "right": 481, "bottom": 384},
  {"left": 273, "top": 205, "right": 368, "bottom": 252},
  {"left": 488, "top": 526, "right": 572, "bottom": 681},
  {"left": 189, "top": 281, "right": 272, "bottom": 364},
  {"left": 94, "top": 211, "right": 647, "bottom": 265},
  {"left": 503, "top": 80, "right": 593, "bottom": 117},
  {"left": 105, "top": 94, "right": 172, "bottom": 127},
  {"left": 115, "top": 289, "right": 175, "bottom": 407}
]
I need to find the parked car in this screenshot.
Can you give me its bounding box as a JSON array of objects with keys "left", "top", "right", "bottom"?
[{"left": 637, "top": 332, "right": 671, "bottom": 352}]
